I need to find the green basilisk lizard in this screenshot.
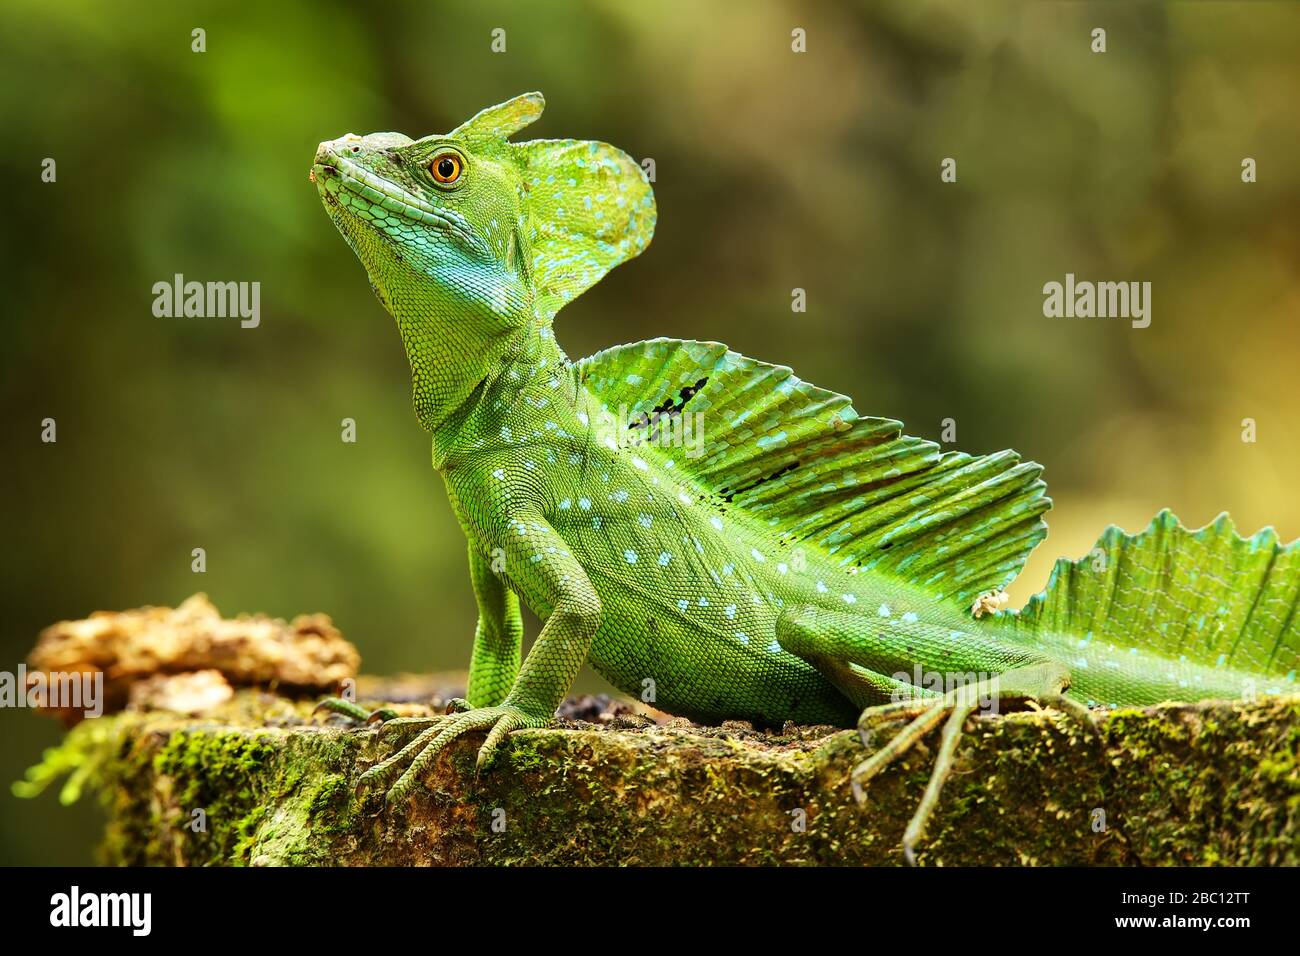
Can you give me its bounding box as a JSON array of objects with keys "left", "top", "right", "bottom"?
[{"left": 311, "top": 92, "right": 1299, "bottom": 861}]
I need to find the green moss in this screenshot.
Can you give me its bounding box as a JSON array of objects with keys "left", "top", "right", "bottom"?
[
  {"left": 12, "top": 715, "right": 127, "bottom": 806},
  {"left": 139, "top": 729, "right": 280, "bottom": 864},
  {"left": 15, "top": 691, "right": 1299, "bottom": 865}
]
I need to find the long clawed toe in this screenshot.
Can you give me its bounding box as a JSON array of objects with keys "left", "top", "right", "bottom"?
[
  {"left": 312, "top": 696, "right": 401, "bottom": 725},
  {"left": 312, "top": 697, "right": 373, "bottom": 722},
  {"left": 850, "top": 701, "right": 949, "bottom": 803},
  {"left": 355, "top": 723, "right": 447, "bottom": 800},
  {"left": 851, "top": 686, "right": 985, "bottom": 863},
  {"left": 1037, "top": 692, "right": 1102, "bottom": 735},
  {"left": 352, "top": 705, "right": 545, "bottom": 806},
  {"left": 900, "top": 692, "right": 983, "bottom": 864},
  {"left": 852, "top": 677, "right": 1090, "bottom": 865}
]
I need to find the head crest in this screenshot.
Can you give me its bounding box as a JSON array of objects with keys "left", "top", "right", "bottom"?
[
  {"left": 449, "top": 92, "right": 546, "bottom": 146},
  {"left": 448, "top": 93, "right": 657, "bottom": 318}
]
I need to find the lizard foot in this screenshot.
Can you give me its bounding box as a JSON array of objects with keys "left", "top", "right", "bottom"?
[
  {"left": 312, "top": 697, "right": 400, "bottom": 724},
  {"left": 850, "top": 663, "right": 1098, "bottom": 865},
  {"left": 355, "top": 704, "right": 550, "bottom": 805},
  {"left": 313, "top": 692, "right": 474, "bottom": 729}
]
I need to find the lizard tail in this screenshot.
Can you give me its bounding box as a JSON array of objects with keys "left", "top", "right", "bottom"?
[{"left": 1002, "top": 509, "right": 1299, "bottom": 706}]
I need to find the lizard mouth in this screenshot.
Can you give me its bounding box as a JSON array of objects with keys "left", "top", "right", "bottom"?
[{"left": 311, "top": 148, "right": 481, "bottom": 250}]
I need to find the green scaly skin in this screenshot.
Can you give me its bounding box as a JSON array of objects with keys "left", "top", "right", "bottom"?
[{"left": 311, "top": 93, "right": 1299, "bottom": 861}]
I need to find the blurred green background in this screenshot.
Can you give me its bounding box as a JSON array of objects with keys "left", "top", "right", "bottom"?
[{"left": 3, "top": 0, "right": 1298, "bottom": 864}]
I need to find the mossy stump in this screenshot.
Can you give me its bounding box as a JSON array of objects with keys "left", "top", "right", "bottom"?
[{"left": 57, "top": 679, "right": 1300, "bottom": 866}]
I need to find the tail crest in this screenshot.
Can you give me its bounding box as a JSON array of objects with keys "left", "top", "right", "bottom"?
[{"left": 1006, "top": 509, "right": 1300, "bottom": 686}]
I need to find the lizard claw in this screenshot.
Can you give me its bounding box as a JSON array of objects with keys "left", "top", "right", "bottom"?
[
  {"left": 312, "top": 696, "right": 397, "bottom": 724},
  {"left": 355, "top": 704, "right": 550, "bottom": 805},
  {"left": 850, "top": 683, "right": 985, "bottom": 865},
  {"left": 850, "top": 662, "right": 1090, "bottom": 865}
]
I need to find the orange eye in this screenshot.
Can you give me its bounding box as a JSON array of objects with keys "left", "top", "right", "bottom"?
[{"left": 430, "top": 153, "right": 462, "bottom": 184}]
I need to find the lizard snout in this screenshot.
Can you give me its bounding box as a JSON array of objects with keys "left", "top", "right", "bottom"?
[{"left": 314, "top": 133, "right": 371, "bottom": 166}]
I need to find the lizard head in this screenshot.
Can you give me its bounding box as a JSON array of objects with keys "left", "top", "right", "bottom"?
[{"left": 311, "top": 92, "right": 657, "bottom": 327}]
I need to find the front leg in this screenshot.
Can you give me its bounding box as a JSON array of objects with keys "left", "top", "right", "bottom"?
[
  {"left": 357, "top": 510, "right": 601, "bottom": 805},
  {"left": 313, "top": 540, "right": 524, "bottom": 724},
  {"left": 463, "top": 541, "right": 524, "bottom": 708}
]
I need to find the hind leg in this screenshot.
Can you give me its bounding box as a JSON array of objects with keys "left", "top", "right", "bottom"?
[{"left": 777, "top": 604, "right": 1097, "bottom": 863}]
